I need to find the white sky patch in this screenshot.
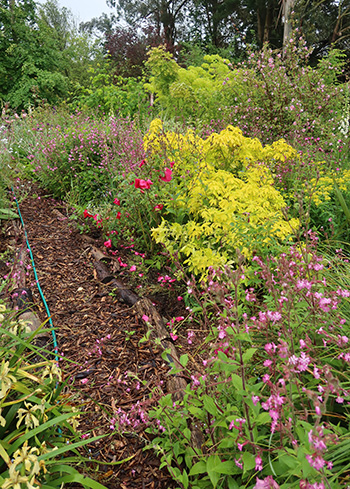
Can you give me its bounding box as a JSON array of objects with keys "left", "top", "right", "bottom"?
[{"left": 57, "top": 0, "right": 115, "bottom": 23}]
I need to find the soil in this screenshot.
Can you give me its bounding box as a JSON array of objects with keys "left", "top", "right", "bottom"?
[{"left": 1, "top": 181, "right": 193, "bottom": 489}]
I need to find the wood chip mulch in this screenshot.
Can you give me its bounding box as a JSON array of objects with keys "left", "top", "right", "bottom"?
[{"left": 6, "top": 181, "right": 185, "bottom": 489}]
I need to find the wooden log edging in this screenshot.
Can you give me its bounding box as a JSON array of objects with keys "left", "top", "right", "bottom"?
[
  {"left": 91, "top": 257, "right": 188, "bottom": 400},
  {"left": 91, "top": 257, "right": 205, "bottom": 450},
  {"left": 10, "top": 244, "right": 46, "bottom": 335}
]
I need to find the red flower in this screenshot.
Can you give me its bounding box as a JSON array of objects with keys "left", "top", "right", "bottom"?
[
  {"left": 159, "top": 168, "right": 172, "bottom": 182},
  {"left": 116, "top": 211, "right": 121, "bottom": 219},
  {"left": 134, "top": 178, "right": 153, "bottom": 190},
  {"left": 139, "top": 159, "right": 147, "bottom": 168},
  {"left": 83, "top": 209, "right": 93, "bottom": 218},
  {"left": 154, "top": 204, "right": 163, "bottom": 211},
  {"left": 113, "top": 198, "right": 120, "bottom": 205},
  {"left": 104, "top": 239, "right": 112, "bottom": 248}
]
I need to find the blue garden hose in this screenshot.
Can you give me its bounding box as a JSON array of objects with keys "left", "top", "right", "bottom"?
[{"left": 11, "top": 187, "right": 59, "bottom": 361}]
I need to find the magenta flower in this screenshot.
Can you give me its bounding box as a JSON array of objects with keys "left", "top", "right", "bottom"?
[
  {"left": 129, "top": 265, "right": 136, "bottom": 272},
  {"left": 83, "top": 209, "right": 93, "bottom": 218},
  {"left": 159, "top": 168, "right": 172, "bottom": 182},
  {"left": 135, "top": 178, "right": 153, "bottom": 190},
  {"left": 113, "top": 198, "right": 120, "bottom": 205},
  {"left": 154, "top": 204, "right": 164, "bottom": 211},
  {"left": 104, "top": 239, "right": 112, "bottom": 248}
]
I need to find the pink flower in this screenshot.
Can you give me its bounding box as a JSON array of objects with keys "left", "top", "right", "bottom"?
[
  {"left": 139, "top": 159, "right": 146, "bottom": 168},
  {"left": 252, "top": 395, "right": 260, "bottom": 406},
  {"left": 104, "top": 239, "right": 112, "bottom": 248},
  {"left": 253, "top": 476, "right": 280, "bottom": 489},
  {"left": 319, "top": 297, "right": 331, "bottom": 312},
  {"left": 142, "top": 315, "right": 149, "bottom": 322},
  {"left": 159, "top": 168, "right": 172, "bottom": 182},
  {"left": 187, "top": 330, "right": 195, "bottom": 344},
  {"left": 81, "top": 378, "right": 88, "bottom": 384},
  {"left": 154, "top": 204, "right": 164, "bottom": 211},
  {"left": 135, "top": 178, "right": 153, "bottom": 190},
  {"left": 229, "top": 418, "right": 246, "bottom": 431},
  {"left": 116, "top": 211, "right": 122, "bottom": 219},
  {"left": 113, "top": 198, "right": 120, "bottom": 205},
  {"left": 177, "top": 296, "right": 183, "bottom": 301},
  {"left": 255, "top": 455, "right": 263, "bottom": 471},
  {"left": 117, "top": 257, "right": 128, "bottom": 267},
  {"left": 129, "top": 265, "right": 136, "bottom": 272},
  {"left": 170, "top": 332, "right": 178, "bottom": 341}
]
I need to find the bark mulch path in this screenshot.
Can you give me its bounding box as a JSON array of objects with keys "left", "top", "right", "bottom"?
[{"left": 7, "top": 181, "right": 189, "bottom": 489}]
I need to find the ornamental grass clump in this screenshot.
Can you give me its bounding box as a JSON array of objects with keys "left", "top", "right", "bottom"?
[
  {"left": 0, "top": 300, "right": 107, "bottom": 489},
  {"left": 146, "top": 233, "right": 350, "bottom": 489}
]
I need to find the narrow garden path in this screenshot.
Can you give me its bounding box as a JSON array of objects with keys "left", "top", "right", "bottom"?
[{"left": 14, "top": 181, "right": 180, "bottom": 489}]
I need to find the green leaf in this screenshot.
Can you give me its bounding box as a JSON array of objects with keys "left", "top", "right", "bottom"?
[
  {"left": 241, "top": 452, "right": 256, "bottom": 474},
  {"left": 255, "top": 412, "right": 271, "bottom": 425},
  {"left": 203, "top": 395, "right": 218, "bottom": 416},
  {"left": 212, "top": 460, "right": 236, "bottom": 475},
  {"left": 333, "top": 181, "right": 350, "bottom": 224},
  {"left": 9, "top": 413, "right": 76, "bottom": 453},
  {"left": 189, "top": 460, "right": 207, "bottom": 476},
  {"left": 180, "top": 354, "right": 189, "bottom": 368},
  {"left": 206, "top": 455, "right": 221, "bottom": 488},
  {"left": 0, "top": 208, "right": 18, "bottom": 219},
  {"left": 182, "top": 469, "right": 189, "bottom": 489},
  {"left": 242, "top": 348, "right": 257, "bottom": 363},
  {"left": 228, "top": 476, "right": 240, "bottom": 489},
  {"left": 0, "top": 442, "right": 10, "bottom": 465},
  {"left": 231, "top": 374, "right": 243, "bottom": 391},
  {"left": 43, "top": 472, "right": 108, "bottom": 489}
]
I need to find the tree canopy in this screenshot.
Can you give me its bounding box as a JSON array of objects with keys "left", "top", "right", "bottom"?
[{"left": 0, "top": 0, "right": 100, "bottom": 109}]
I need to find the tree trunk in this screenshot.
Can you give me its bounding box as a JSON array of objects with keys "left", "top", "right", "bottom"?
[{"left": 282, "top": 0, "right": 295, "bottom": 56}]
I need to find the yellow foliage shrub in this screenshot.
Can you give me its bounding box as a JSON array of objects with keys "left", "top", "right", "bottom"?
[
  {"left": 145, "top": 120, "right": 299, "bottom": 275},
  {"left": 309, "top": 166, "right": 350, "bottom": 207}
]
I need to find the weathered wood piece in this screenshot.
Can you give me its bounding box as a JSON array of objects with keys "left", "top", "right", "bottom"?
[{"left": 10, "top": 244, "right": 48, "bottom": 336}]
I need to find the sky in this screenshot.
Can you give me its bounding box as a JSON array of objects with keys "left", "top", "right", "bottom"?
[{"left": 57, "top": 0, "right": 115, "bottom": 23}]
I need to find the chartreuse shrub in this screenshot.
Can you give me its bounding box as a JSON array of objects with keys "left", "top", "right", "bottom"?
[
  {"left": 74, "top": 61, "right": 149, "bottom": 119},
  {"left": 145, "top": 46, "right": 243, "bottom": 121},
  {"left": 145, "top": 119, "right": 299, "bottom": 276},
  {"left": 144, "top": 41, "right": 347, "bottom": 145},
  {"left": 306, "top": 161, "right": 350, "bottom": 244},
  {"left": 0, "top": 300, "right": 107, "bottom": 489},
  {"left": 145, "top": 238, "right": 350, "bottom": 489}
]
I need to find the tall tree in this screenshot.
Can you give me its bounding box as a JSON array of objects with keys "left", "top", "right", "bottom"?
[
  {"left": 0, "top": 0, "right": 101, "bottom": 108},
  {"left": 294, "top": 0, "right": 350, "bottom": 60},
  {"left": 107, "top": 0, "right": 190, "bottom": 46}
]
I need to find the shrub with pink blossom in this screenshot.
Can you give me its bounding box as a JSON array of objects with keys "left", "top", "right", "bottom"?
[{"left": 146, "top": 233, "right": 350, "bottom": 488}]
